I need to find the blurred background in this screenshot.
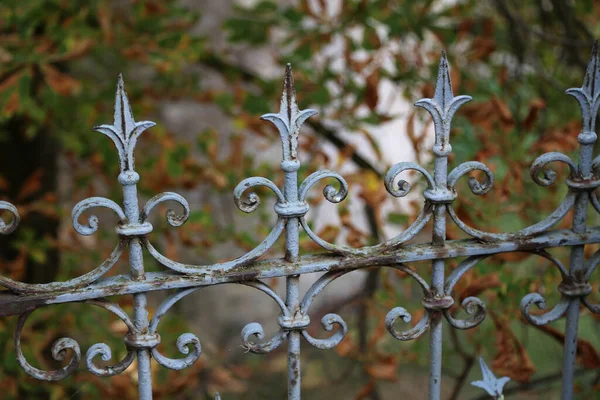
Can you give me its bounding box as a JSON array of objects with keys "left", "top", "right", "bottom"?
[{"left": 1, "top": 0, "right": 600, "bottom": 399}]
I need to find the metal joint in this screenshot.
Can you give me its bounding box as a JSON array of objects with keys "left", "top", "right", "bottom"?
[
  {"left": 424, "top": 188, "right": 457, "bottom": 204},
  {"left": 274, "top": 201, "right": 310, "bottom": 218},
  {"left": 558, "top": 280, "right": 592, "bottom": 297},
  {"left": 278, "top": 313, "right": 310, "bottom": 330},
  {"left": 124, "top": 332, "right": 161, "bottom": 350},
  {"left": 565, "top": 177, "right": 600, "bottom": 191},
  {"left": 115, "top": 222, "right": 154, "bottom": 238},
  {"left": 422, "top": 294, "right": 455, "bottom": 311}
]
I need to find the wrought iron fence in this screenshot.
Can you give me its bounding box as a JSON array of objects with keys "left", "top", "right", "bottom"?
[{"left": 2, "top": 41, "right": 600, "bottom": 400}]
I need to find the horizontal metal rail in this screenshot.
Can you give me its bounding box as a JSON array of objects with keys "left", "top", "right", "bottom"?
[{"left": 0, "top": 227, "right": 597, "bottom": 317}]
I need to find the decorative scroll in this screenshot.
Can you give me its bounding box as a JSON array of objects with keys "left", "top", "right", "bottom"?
[{"left": 15, "top": 300, "right": 136, "bottom": 381}]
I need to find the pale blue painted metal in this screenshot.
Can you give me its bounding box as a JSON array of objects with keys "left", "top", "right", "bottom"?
[
  {"left": 472, "top": 357, "right": 510, "bottom": 400},
  {"left": 1, "top": 41, "right": 600, "bottom": 400}
]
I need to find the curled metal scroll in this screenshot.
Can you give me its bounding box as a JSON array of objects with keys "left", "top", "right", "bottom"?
[
  {"left": 149, "top": 288, "right": 202, "bottom": 370},
  {"left": 15, "top": 300, "right": 135, "bottom": 381},
  {"left": 448, "top": 152, "right": 577, "bottom": 241},
  {"left": 84, "top": 299, "right": 136, "bottom": 377},
  {"left": 72, "top": 197, "right": 126, "bottom": 236},
  {"left": 443, "top": 256, "right": 490, "bottom": 329},
  {"left": 519, "top": 251, "right": 571, "bottom": 325},
  {"left": 521, "top": 293, "right": 571, "bottom": 325},
  {"left": 301, "top": 205, "right": 432, "bottom": 256},
  {"left": 385, "top": 162, "right": 435, "bottom": 197},
  {"left": 298, "top": 161, "right": 433, "bottom": 256},
  {"left": 0, "top": 198, "right": 127, "bottom": 294},
  {"left": 447, "top": 161, "right": 494, "bottom": 195},
  {"left": 144, "top": 218, "right": 285, "bottom": 275},
  {"left": 0, "top": 201, "right": 20, "bottom": 234},
  {"left": 240, "top": 280, "right": 290, "bottom": 354},
  {"left": 141, "top": 192, "right": 190, "bottom": 227},
  {"left": 0, "top": 242, "right": 125, "bottom": 294},
  {"left": 530, "top": 152, "right": 578, "bottom": 187},
  {"left": 444, "top": 297, "right": 487, "bottom": 330},
  {"left": 384, "top": 265, "right": 432, "bottom": 341},
  {"left": 298, "top": 170, "right": 348, "bottom": 203},
  {"left": 145, "top": 176, "right": 286, "bottom": 274},
  {"left": 448, "top": 193, "right": 576, "bottom": 241},
  {"left": 386, "top": 307, "right": 431, "bottom": 341},
  {"left": 298, "top": 271, "right": 348, "bottom": 349},
  {"left": 234, "top": 177, "right": 285, "bottom": 213}
]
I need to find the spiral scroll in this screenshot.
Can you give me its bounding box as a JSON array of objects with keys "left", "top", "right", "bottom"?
[
  {"left": 241, "top": 281, "right": 291, "bottom": 354},
  {"left": 141, "top": 192, "right": 190, "bottom": 227},
  {"left": 233, "top": 177, "right": 285, "bottom": 213},
  {"left": 84, "top": 299, "right": 136, "bottom": 377},
  {"left": 16, "top": 300, "right": 136, "bottom": 380},
  {"left": 447, "top": 161, "right": 494, "bottom": 195},
  {"left": 298, "top": 170, "right": 348, "bottom": 203},
  {"left": 148, "top": 288, "right": 202, "bottom": 370},
  {"left": 444, "top": 297, "right": 487, "bottom": 330},
  {"left": 71, "top": 197, "right": 126, "bottom": 236},
  {"left": 0, "top": 242, "right": 125, "bottom": 294},
  {"left": 520, "top": 293, "right": 571, "bottom": 325},
  {"left": 298, "top": 271, "right": 349, "bottom": 349},
  {"left": 297, "top": 160, "right": 435, "bottom": 256},
  {"left": 530, "top": 152, "right": 578, "bottom": 187},
  {"left": 145, "top": 176, "right": 287, "bottom": 274},
  {"left": 0, "top": 201, "right": 20, "bottom": 235},
  {"left": 386, "top": 307, "right": 431, "bottom": 341},
  {"left": 385, "top": 162, "right": 435, "bottom": 197}
]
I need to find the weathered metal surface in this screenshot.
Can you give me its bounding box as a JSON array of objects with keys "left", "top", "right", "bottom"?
[
  {"left": 472, "top": 357, "right": 510, "bottom": 399},
  {"left": 2, "top": 42, "right": 600, "bottom": 400}
]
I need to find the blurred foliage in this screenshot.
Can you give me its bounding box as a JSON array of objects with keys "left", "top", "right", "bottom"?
[{"left": 1, "top": 0, "right": 600, "bottom": 399}]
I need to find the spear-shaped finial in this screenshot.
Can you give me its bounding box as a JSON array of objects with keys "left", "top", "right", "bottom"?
[
  {"left": 471, "top": 357, "right": 510, "bottom": 399},
  {"left": 261, "top": 64, "right": 317, "bottom": 162},
  {"left": 415, "top": 50, "right": 471, "bottom": 153},
  {"left": 566, "top": 40, "right": 600, "bottom": 134},
  {"left": 94, "top": 74, "right": 156, "bottom": 173},
  {"left": 433, "top": 50, "right": 455, "bottom": 112}
]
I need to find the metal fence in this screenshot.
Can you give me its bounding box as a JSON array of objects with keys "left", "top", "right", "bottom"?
[{"left": 2, "top": 41, "right": 600, "bottom": 400}]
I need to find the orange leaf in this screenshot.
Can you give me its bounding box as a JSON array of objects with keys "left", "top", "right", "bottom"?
[
  {"left": 41, "top": 65, "right": 81, "bottom": 96},
  {"left": 365, "top": 69, "right": 380, "bottom": 110},
  {"left": 364, "top": 355, "right": 398, "bottom": 381},
  {"left": 17, "top": 169, "right": 43, "bottom": 201},
  {"left": 491, "top": 312, "right": 536, "bottom": 382}
]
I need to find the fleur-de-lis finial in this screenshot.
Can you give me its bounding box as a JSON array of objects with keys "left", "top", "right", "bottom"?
[
  {"left": 566, "top": 40, "right": 600, "bottom": 134},
  {"left": 415, "top": 51, "right": 471, "bottom": 156},
  {"left": 94, "top": 74, "right": 156, "bottom": 173},
  {"left": 260, "top": 64, "right": 318, "bottom": 162},
  {"left": 471, "top": 357, "right": 510, "bottom": 399}
]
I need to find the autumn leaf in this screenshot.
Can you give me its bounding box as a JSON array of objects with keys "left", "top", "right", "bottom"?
[
  {"left": 364, "top": 354, "right": 398, "bottom": 381},
  {"left": 491, "top": 312, "right": 536, "bottom": 383},
  {"left": 365, "top": 69, "right": 380, "bottom": 110},
  {"left": 41, "top": 64, "right": 82, "bottom": 96}
]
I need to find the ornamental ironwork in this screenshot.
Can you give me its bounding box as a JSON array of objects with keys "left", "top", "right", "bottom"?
[{"left": 4, "top": 42, "right": 600, "bottom": 399}]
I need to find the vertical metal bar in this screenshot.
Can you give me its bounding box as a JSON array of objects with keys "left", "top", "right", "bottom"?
[
  {"left": 415, "top": 51, "right": 472, "bottom": 400},
  {"left": 261, "top": 64, "right": 317, "bottom": 400},
  {"left": 283, "top": 162, "right": 301, "bottom": 400},
  {"left": 562, "top": 149, "right": 592, "bottom": 400},
  {"left": 122, "top": 172, "right": 153, "bottom": 400},
  {"left": 561, "top": 41, "right": 599, "bottom": 400},
  {"left": 429, "top": 177, "right": 447, "bottom": 400}
]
